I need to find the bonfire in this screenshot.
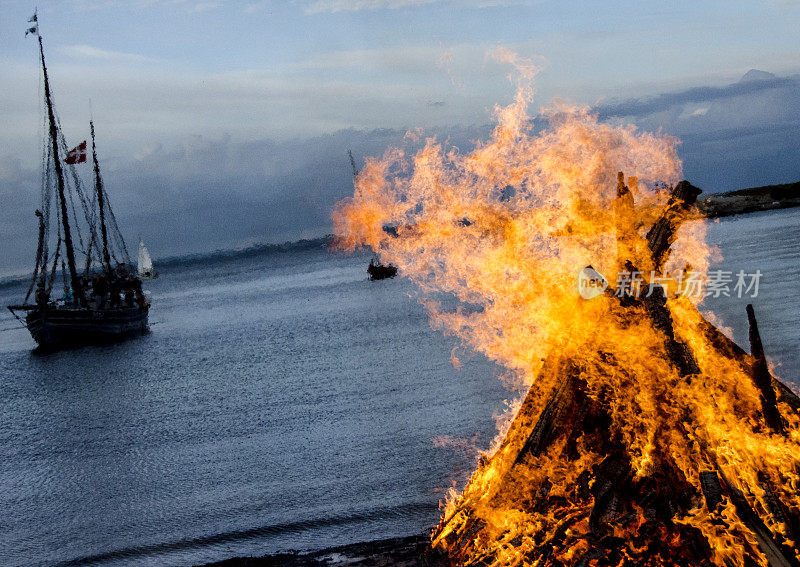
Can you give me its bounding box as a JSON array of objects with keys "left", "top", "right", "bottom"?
[{"left": 333, "top": 50, "right": 800, "bottom": 566}]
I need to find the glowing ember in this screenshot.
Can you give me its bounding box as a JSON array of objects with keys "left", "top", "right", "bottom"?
[{"left": 333, "top": 50, "right": 800, "bottom": 566}]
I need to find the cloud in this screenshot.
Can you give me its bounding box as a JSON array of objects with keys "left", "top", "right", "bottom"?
[
  {"left": 189, "top": 1, "right": 222, "bottom": 11},
  {"left": 302, "top": 0, "right": 523, "bottom": 13},
  {"left": 596, "top": 73, "right": 799, "bottom": 119},
  {"left": 592, "top": 70, "right": 800, "bottom": 193},
  {"left": 3, "top": 50, "right": 800, "bottom": 276},
  {"left": 60, "top": 44, "right": 156, "bottom": 63},
  {"left": 243, "top": 2, "right": 268, "bottom": 13},
  {"left": 304, "top": 0, "right": 441, "bottom": 14},
  {"left": 293, "top": 44, "right": 456, "bottom": 76},
  {"left": 0, "top": 124, "right": 490, "bottom": 275},
  {"left": 0, "top": 46, "right": 499, "bottom": 166},
  {"left": 71, "top": 0, "right": 224, "bottom": 11}
]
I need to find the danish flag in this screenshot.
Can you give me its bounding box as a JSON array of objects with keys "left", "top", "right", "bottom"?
[{"left": 65, "top": 141, "right": 87, "bottom": 164}]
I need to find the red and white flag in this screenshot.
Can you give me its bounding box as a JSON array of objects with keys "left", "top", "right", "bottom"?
[{"left": 65, "top": 141, "right": 87, "bottom": 164}]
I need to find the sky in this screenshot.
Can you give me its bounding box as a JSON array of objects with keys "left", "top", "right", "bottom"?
[{"left": 1, "top": 0, "right": 799, "bottom": 274}]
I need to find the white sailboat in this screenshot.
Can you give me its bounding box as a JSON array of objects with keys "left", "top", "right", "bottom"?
[{"left": 137, "top": 238, "right": 158, "bottom": 279}]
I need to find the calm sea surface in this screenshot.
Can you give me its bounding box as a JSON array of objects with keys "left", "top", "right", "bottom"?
[{"left": 1, "top": 208, "right": 798, "bottom": 566}]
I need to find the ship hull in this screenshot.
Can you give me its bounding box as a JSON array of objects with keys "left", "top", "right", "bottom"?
[
  {"left": 367, "top": 263, "right": 398, "bottom": 280},
  {"left": 23, "top": 305, "right": 149, "bottom": 350}
]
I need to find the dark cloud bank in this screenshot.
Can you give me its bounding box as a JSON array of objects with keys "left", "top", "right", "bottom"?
[
  {"left": 2, "top": 70, "right": 799, "bottom": 274},
  {"left": 597, "top": 70, "right": 800, "bottom": 195}
]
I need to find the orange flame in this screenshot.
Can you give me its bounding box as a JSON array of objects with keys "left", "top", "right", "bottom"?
[{"left": 333, "top": 50, "right": 800, "bottom": 566}]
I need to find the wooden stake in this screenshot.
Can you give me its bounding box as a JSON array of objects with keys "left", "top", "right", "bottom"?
[{"left": 747, "top": 304, "right": 784, "bottom": 434}]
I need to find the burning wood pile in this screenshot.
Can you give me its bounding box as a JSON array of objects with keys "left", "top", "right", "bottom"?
[
  {"left": 334, "top": 50, "right": 800, "bottom": 567},
  {"left": 428, "top": 175, "right": 800, "bottom": 566}
]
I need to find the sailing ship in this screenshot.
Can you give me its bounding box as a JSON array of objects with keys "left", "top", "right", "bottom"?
[
  {"left": 348, "top": 150, "right": 399, "bottom": 281},
  {"left": 7, "top": 16, "right": 149, "bottom": 350},
  {"left": 367, "top": 257, "right": 398, "bottom": 280},
  {"left": 137, "top": 239, "right": 158, "bottom": 279}
]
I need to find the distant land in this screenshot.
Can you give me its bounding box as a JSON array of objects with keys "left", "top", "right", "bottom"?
[
  {"left": 2, "top": 181, "right": 797, "bottom": 285},
  {"left": 698, "top": 181, "right": 800, "bottom": 218}
]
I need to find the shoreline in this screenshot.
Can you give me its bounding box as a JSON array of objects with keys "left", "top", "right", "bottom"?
[
  {"left": 697, "top": 180, "right": 800, "bottom": 218},
  {"left": 198, "top": 533, "right": 447, "bottom": 567},
  {"left": 2, "top": 183, "right": 798, "bottom": 285}
]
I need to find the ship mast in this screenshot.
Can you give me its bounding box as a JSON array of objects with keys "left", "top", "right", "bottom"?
[
  {"left": 38, "top": 34, "right": 82, "bottom": 303},
  {"left": 90, "top": 120, "right": 112, "bottom": 273},
  {"left": 348, "top": 149, "right": 359, "bottom": 179}
]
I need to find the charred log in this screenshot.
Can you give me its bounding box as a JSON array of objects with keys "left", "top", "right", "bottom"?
[
  {"left": 718, "top": 470, "right": 800, "bottom": 567},
  {"left": 615, "top": 172, "right": 637, "bottom": 267},
  {"left": 642, "top": 284, "right": 700, "bottom": 377},
  {"left": 747, "top": 304, "right": 785, "bottom": 434},
  {"left": 646, "top": 180, "right": 702, "bottom": 271},
  {"left": 699, "top": 470, "right": 724, "bottom": 511}
]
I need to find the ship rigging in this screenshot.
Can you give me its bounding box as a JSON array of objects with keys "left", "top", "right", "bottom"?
[{"left": 7, "top": 14, "right": 150, "bottom": 350}]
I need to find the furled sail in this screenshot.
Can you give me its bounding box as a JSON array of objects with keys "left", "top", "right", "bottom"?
[{"left": 137, "top": 239, "right": 153, "bottom": 277}]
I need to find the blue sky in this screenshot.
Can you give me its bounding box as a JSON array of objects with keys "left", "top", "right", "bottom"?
[
  {"left": 1, "top": 0, "right": 800, "bottom": 273},
  {"left": 2, "top": 0, "right": 799, "bottom": 147}
]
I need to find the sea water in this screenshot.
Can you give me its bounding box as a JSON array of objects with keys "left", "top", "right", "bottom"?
[{"left": 0, "top": 208, "right": 797, "bottom": 566}]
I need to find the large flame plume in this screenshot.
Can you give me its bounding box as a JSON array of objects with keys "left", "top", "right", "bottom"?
[{"left": 333, "top": 49, "right": 800, "bottom": 566}]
